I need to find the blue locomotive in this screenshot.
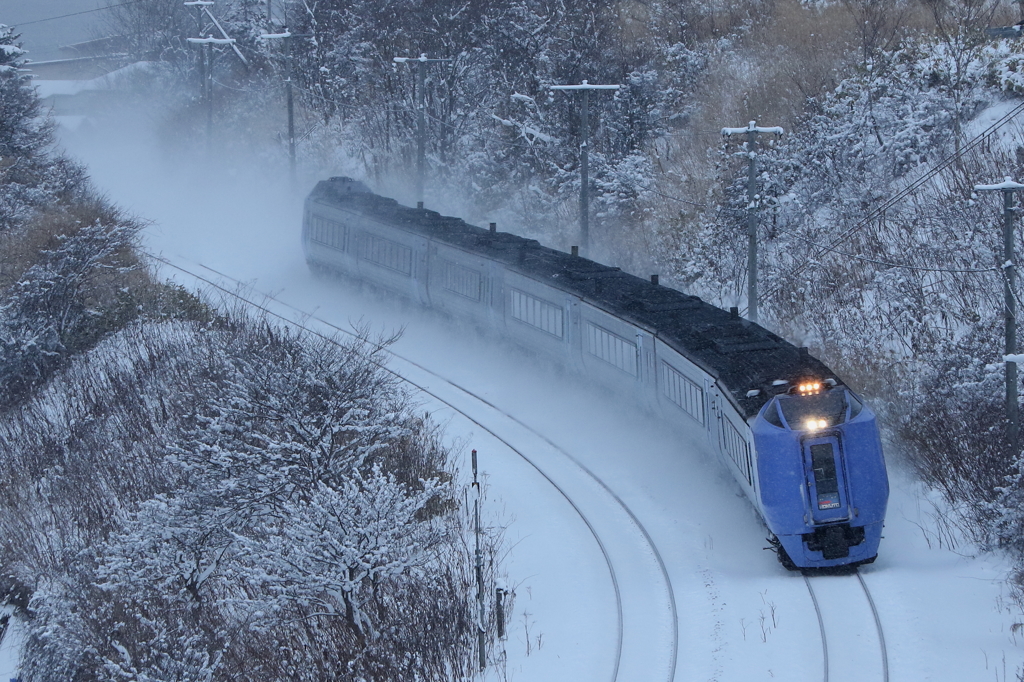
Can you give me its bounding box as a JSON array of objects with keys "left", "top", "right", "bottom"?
[{"left": 302, "top": 177, "right": 889, "bottom": 570}]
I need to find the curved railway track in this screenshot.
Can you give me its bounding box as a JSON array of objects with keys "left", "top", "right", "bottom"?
[
  {"left": 804, "top": 570, "right": 889, "bottom": 682},
  {"left": 150, "top": 254, "right": 680, "bottom": 682}
]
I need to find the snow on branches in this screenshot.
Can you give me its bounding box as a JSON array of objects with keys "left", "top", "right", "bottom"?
[{"left": 0, "top": 314, "right": 500, "bottom": 681}]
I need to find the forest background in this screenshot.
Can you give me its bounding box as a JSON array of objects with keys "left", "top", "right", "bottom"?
[{"left": 102, "top": 0, "right": 1024, "bottom": 563}]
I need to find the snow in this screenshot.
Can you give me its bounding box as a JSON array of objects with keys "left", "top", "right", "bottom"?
[
  {"left": 975, "top": 177, "right": 1024, "bottom": 191},
  {"left": 550, "top": 80, "right": 620, "bottom": 90},
  {"left": 32, "top": 62, "right": 157, "bottom": 98},
  {"left": 722, "top": 121, "right": 785, "bottom": 136},
  {"left": 187, "top": 37, "right": 236, "bottom": 45},
  {"left": 29, "top": 100, "right": 1024, "bottom": 682}
]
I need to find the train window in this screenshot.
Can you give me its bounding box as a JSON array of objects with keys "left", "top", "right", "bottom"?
[
  {"left": 310, "top": 215, "right": 346, "bottom": 250},
  {"left": 810, "top": 443, "right": 841, "bottom": 510},
  {"left": 662, "top": 363, "right": 705, "bottom": 425},
  {"left": 762, "top": 400, "right": 784, "bottom": 428},
  {"left": 357, "top": 233, "right": 413, "bottom": 275},
  {"left": 847, "top": 391, "right": 864, "bottom": 419},
  {"left": 721, "top": 417, "right": 752, "bottom": 486},
  {"left": 778, "top": 390, "right": 848, "bottom": 428},
  {"left": 586, "top": 323, "right": 637, "bottom": 376},
  {"left": 510, "top": 289, "right": 564, "bottom": 338},
  {"left": 442, "top": 260, "right": 483, "bottom": 301}
]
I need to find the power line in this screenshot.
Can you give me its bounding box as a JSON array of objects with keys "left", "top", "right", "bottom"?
[
  {"left": 10, "top": 0, "right": 147, "bottom": 27},
  {"left": 772, "top": 227, "right": 998, "bottom": 274},
  {"left": 761, "top": 97, "right": 1024, "bottom": 303}
]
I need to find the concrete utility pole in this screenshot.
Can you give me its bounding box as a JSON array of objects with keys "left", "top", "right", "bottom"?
[
  {"left": 186, "top": 1, "right": 246, "bottom": 152},
  {"left": 975, "top": 177, "right": 1024, "bottom": 451},
  {"left": 394, "top": 55, "right": 452, "bottom": 206},
  {"left": 551, "top": 81, "right": 620, "bottom": 255},
  {"left": 721, "top": 120, "right": 784, "bottom": 325},
  {"left": 261, "top": 30, "right": 312, "bottom": 187},
  {"left": 187, "top": 35, "right": 235, "bottom": 147}
]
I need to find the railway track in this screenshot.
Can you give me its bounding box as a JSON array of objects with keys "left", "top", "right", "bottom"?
[
  {"left": 804, "top": 570, "right": 889, "bottom": 682},
  {"left": 151, "top": 255, "right": 680, "bottom": 682}
]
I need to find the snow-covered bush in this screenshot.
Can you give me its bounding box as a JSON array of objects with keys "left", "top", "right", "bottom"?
[{"left": 0, "top": 314, "right": 502, "bottom": 682}]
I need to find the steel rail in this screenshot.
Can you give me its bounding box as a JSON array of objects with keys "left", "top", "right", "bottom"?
[
  {"left": 857, "top": 571, "right": 890, "bottom": 682},
  {"left": 145, "top": 253, "right": 676, "bottom": 682},
  {"left": 188, "top": 257, "right": 682, "bottom": 682},
  {"left": 187, "top": 256, "right": 681, "bottom": 682},
  {"left": 803, "top": 569, "right": 889, "bottom": 682},
  {"left": 803, "top": 575, "right": 829, "bottom": 682}
]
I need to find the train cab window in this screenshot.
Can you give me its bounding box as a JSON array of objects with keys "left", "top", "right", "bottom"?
[
  {"left": 847, "top": 392, "right": 864, "bottom": 419},
  {"left": 778, "top": 390, "right": 848, "bottom": 429},
  {"left": 762, "top": 400, "right": 784, "bottom": 428},
  {"left": 810, "top": 443, "right": 841, "bottom": 509}
]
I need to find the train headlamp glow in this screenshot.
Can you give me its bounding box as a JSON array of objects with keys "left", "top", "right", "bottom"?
[
  {"left": 797, "top": 381, "right": 823, "bottom": 395},
  {"left": 804, "top": 418, "right": 828, "bottom": 431}
]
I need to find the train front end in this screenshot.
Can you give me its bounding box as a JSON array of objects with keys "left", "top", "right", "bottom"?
[{"left": 751, "top": 382, "right": 888, "bottom": 569}]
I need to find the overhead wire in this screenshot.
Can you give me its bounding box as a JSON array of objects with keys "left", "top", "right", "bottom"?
[
  {"left": 9, "top": 0, "right": 147, "bottom": 27},
  {"left": 760, "top": 97, "right": 1024, "bottom": 302},
  {"left": 771, "top": 227, "right": 999, "bottom": 274}
]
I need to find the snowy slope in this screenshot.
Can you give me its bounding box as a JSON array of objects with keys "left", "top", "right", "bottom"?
[{"left": 32, "top": 111, "right": 1024, "bottom": 682}]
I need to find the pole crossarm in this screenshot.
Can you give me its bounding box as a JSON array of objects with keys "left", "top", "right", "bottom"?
[
  {"left": 550, "top": 80, "right": 621, "bottom": 91},
  {"left": 394, "top": 55, "right": 452, "bottom": 64},
  {"left": 187, "top": 37, "right": 235, "bottom": 45},
  {"left": 185, "top": 3, "right": 248, "bottom": 65},
  {"left": 975, "top": 177, "right": 1024, "bottom": 192},
  {"left": 722, "top": 121, "right": 784, "bottom": 137}
]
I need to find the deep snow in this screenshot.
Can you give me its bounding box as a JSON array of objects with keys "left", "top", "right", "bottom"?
[{"left": 0, "top": 99, "right": 1020, "bottom": 681}]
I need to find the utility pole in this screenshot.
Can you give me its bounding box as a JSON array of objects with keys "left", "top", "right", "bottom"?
[
  {"left": 185, "top": 1, "right": 213, "bottom": 137},
  {"left": 261, "top": 30, "right": 312, "bottom": 188},
  {"left": 394, "top": 55, "right": 452, "bottom": 206},
  {"left": 975, "top": 177, "right": 1024, "bottom": 451},
  {"left": 721, "top": 120, "right": 784, "bottom": 325},
  {"left": 187, "top": 35, "right": 234, "bottom": 148},
  {"left": 551, "top": 81, "right": 620, "bottom": 255}
]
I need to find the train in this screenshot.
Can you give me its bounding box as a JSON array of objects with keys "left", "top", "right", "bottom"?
[{"left": 302, "top": 177, "right": 889, "bottom": 570}]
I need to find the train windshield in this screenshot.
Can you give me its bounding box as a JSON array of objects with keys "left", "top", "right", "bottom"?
[{"left": 778, "top": 390, "right": 849, "bottom": 429}]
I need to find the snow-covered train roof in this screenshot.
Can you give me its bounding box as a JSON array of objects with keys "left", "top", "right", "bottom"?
[{"left": 309, "top": 177, "right": 841, "bottom": 419}]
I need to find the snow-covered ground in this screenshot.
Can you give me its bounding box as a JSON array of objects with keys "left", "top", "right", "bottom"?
[{"left": 9, "top": 108, "right": 1020, "bottom": 681}]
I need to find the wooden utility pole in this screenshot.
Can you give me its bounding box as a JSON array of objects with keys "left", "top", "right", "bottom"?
[
  {"left": 976, "top": 177, "right": 1024, "bottom": 450},
  {"left": 721, "top": 121, "right": 783, "bottom": 325},
  {"left": 551, "top": 81, "right": 620, "bottom": 255},
  {"left": 394, "top": 55, "right": 452, "bottom": 207}
]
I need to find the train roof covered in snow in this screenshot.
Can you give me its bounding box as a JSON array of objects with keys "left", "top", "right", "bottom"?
[{"left": 309, "top": 176, "right": 841, "bottom": 419}]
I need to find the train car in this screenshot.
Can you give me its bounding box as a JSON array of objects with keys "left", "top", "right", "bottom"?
[{"left": 302, "top": 177, "right": 889, "bottom": 570}]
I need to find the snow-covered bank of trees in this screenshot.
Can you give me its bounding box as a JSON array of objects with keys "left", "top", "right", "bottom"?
[
  {"left": 2, "top": 318, "right": 494, "bottom": 681},
  {"left": 1, "top": 23, "right": 504, "bottom": 680}
]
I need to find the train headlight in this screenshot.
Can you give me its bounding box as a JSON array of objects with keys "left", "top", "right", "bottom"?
[
  {"left": 803, "top": 418, "right": 828, "bottom": 431},
  {"left": 797, "top": 381, "right": 823, "bottom": 395}
]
